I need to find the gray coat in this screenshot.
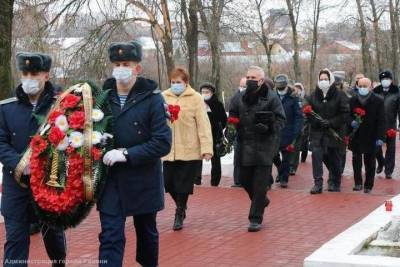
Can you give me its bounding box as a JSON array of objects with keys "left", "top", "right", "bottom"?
[{"left": 229, "top": 83, "right": 286, "bottom": 166}]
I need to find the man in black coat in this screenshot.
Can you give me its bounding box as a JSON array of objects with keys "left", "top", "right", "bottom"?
[
  {"left": 229, "top": 66, "right": 286, "bottom": 232},
  {"left": 373, "top": 70, "right": 400, "bottom": 179},
  {"left": 273, "top": 74, "right": 303, "bottom": 188},
  {"left": 200, "top": 82, "right": 227, "bottom": 186},
  {"left": 0, "top": 52, "right": 66, "bottom": 267},
  {"left": 348, "top": 78, "right": 385, "bottom": 193},
  {"left": 98, "top": 41, "right": 172, "bottom": 267},
  {"left": 305, "top": 69, "right": 350, "bottom": 194}
]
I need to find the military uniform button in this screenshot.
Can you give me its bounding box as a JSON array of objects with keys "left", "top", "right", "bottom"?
[
  {"left": 138, "top": 131, "right": 142, "bottom": 135},
  {"left": 134, "top": 122, "right": 138, "bottom": 126},
  {"left": 12, "top": 132, "right": 16, "bottom": 136},
  {"left": 9, "top": 171, "right": 13, "bottom": 174}
]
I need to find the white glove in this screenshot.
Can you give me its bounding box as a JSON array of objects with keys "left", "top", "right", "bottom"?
[
  {"left": 23, "top": 164, "right": 31, "bottom": 176},
  {"left": 103, "top": 149, "right": 127, "bottom": 166}
]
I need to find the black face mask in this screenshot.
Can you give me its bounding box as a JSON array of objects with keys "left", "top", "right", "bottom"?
[{"left": 246, "top": 80, "right": 260, "bottom": 93}]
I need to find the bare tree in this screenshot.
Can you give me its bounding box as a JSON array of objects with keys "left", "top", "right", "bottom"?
[
  {"left": 368, "top": 0, "right": 385, "bottom": 73},
  {"left": 355, "top": 0, "right": 372, "bottom": 78},
  {"left": 0, "top": 0, "right": 14, "bottom": 99},
  {"left": 308, "top": 0, "right": 322, "bottom": 91},
  {"left": 285, "top": 0, "right": 303, "bottom": 82},
  {"left": 389, "top": 0, "right": 399, "bottom": 81}
]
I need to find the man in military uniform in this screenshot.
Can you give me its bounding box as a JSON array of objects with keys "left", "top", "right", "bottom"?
[
  {"left": 97, "top": 41, "right": 172, "bottom": 267},
  {"left": 0, "top": 52, "right": 66, "bottom": 267}
]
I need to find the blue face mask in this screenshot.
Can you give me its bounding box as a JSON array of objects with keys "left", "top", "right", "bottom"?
[
  {"left": 171, "top": 83, "right": 186, "bottom": 95},
  {"left": 358, "top": 87, "right": 370, "bottom": 96}
]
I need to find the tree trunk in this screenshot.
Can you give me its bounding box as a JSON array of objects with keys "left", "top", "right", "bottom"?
[
  {"left": 394, "top": 0, "right": 400, "bottom": 79},
  {"left": 356, "top": 0, "right": 372, "bottom": 78},
  {"left": 369, "top": 0, "right": 383, "bottom": 73},
  {"left": 309, "top": 0, "right": 321, "bottom": 92},
  {"left": 285, "top": 0, "right": 302, "bottom": 82},
  {"left": 210, "top": 32, "right": 221, "bottom": 93},
  {"left": 0, "top": 0, "right": 14, "bottom": 99},
  {"left": 389, "top": 0, "right": 399, "bottom": 81}
]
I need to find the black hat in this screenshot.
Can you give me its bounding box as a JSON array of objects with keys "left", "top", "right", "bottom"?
[
  {"left": 16, "top": 52, "right": 52, "bottom": 72},
  {"left": 199, "top": 82, "right": 216, "bottom": 93},
  {"left": 108, "top": 41, "right": 143, "bottom": 63},
  {"left": 379, "top": 70, "right": 393, "bottom": 81},
  {"left": 274, "top": 74, "right": 289, "bottom": 89}
]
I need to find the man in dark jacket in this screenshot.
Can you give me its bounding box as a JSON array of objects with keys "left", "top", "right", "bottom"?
[
  {"left": 229, "top": 66, "right": 286, "bottom": 232},
  {"left": 200, "top": 82, "right": 227, "bottom": 186},
  {"left": 98, "top": 41, "right": 172, "bottom": 267},
  {"left": 349, "top": 78, "right": 385, "bottom": 193},
  {"left": 373, "top": 70, "right": 400, "bottom": 179},
  {"left": 0, "top": 52, "right": 66, "bottom": 267},
  {"left": 273, "top": 74, "right": 303, "bottom": 188},
  {"left": 230, "top": 77, "right": 247, "bottom": 187},
  {"left": 305, "top": 69, "right": 350, "bottom": 194}
]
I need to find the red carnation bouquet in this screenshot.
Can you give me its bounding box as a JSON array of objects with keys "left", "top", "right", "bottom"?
[
  {"left": 168, "top": 105, "right": 181, "bottom": 123},
  {"left": 224, "top": 116, "right": 240, "bottom": 148},
  {"left": 387, "top": 128, "right": 397, "bottom": 139},
  {"left": 346, "top": 107, "right": 366, "bottom": 146},
  {"left": 302, "top": 104, "right": 343, "bottom": 143}
]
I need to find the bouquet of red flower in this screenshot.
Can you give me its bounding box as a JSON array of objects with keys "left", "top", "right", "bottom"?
[
  {"left": 224, "top": 116, "right": 240, "bottom": 147},
  {"left": 166, "top": 104, "right": 181, "bottom": 123},
  {"left": 387, "top": 128, "right": 397, "bottom": 139},
  {"left": 16, "top": 82, "right": 113, "bottom": 229},
  {"left": 346, "top": 107, "right": 366, "bottom": 146},
  {"left": 303, "top": 105, "right": 343, "bottom": 143},
  {"left": 286, "top": 144, "right": 295, "bottom": 153}
]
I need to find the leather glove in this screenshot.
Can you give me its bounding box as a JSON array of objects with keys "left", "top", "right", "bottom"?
[
  {"left": 255, "top": 123, "right": 269, "bottom": 133},
  {"left": 103, "top": 149, "right": 127, "bottom": 166},
  {"left": 320, "top": 119, "right": 331, "bottom": 129},
  {"left": 351, "top": 120, "right": 359, "bottom": 129},
  {"left": 23, "top": 164, "right": 31, "bottom": 176},
  {"left": 376, "top": 139, "right": 384, "bottom": 147}
]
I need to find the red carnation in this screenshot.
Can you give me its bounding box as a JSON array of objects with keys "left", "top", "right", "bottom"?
[
  {"left": 354, "top": 107, "right": 366, "bottom": 117},
  {"left": 344, "top": 136, "right": 350, "bottom": 146},
  {"left": 61, "top": 94, "right": 81, "bottom": 109},
  {"left": 48, "top": 127, "right": 65, "bottom": 146},
  {"left": 66, "top": 146, "right": 75, "bottom": 155},
  {"left": 286, "top": 144, "right": 295, "bottom": 153},
  {"left": 303, "top": 105, "right": 313, "bottom": 115},
  {"left": 387, "top": 128, "right": 397, "bottom": 139},
  {"left": 92, "top": 147, "right": 102, "bottom": 161},
  {"left": 48, "top": 110, "right": 64, "bottom": 124},
  {"left": 30, "top": 135, "right": 48, "bottom": 155},
  {"left": 228, "top": 117, "right": 240, "bottom": 125},
  {"left": 68, "top": 111, "right": 85, "bottom": 130},
  {"left": 168, "top": 105, "right": 181, "bottom": 123}
]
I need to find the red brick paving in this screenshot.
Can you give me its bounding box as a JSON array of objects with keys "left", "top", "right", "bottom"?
[{"left": 1, "top": 147, "right": 400, "bottom": 266}]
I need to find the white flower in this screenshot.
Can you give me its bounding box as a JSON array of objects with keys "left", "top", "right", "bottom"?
[
  {"left": 69, "top": 131, "right": 84, "bottom": 148},
  {"left": 92, "top": 131, "right": 102, "bottom": 145},
  {"left": 92, "top": 109, "right": 104, "bottom": 122},
  {"left": 39, "top": 124, "right": 51, "bottom": 136},
  {"left": 55, "top": 115, "right": 69, "bottom": 132},
  {"left": 57, "top": 136, "right": 69, "bottom": 151}
]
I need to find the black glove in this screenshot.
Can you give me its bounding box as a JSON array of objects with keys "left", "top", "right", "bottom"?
[{"left": 255, "top": 123, "right": 270, "bottom": 133}]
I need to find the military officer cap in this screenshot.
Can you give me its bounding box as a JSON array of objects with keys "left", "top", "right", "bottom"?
[
  {"left": 108, "top": 41, "right": 143, "bottom": 63},
  {"left": 16, "top": 52, "right": 52, "bottom": 72},
  {"left": 274, "top": 74, "right": 289, "bottom": 89},
  {"left": 379, "top": 70, "right": 393, "bottom": 81}
]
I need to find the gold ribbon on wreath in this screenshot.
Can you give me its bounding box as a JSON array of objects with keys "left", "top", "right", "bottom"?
[{"left": 14, "top": 83, "right": 95, "bottom": 202}]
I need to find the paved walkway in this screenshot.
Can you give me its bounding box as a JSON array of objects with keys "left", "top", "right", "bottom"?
[{"left": 1, "top": 148, "right": 400, "bottom": 266}]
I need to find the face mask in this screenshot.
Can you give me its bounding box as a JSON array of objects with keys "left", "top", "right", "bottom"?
[
  {"left": 381, "top": 79, "right": 392, "bottom": 88},
  {"left": 239, "top": 86, "right": 246, "bottom": 92},
  {"left": 202, "top": 94, "right": 212, "bottom": 101},
  {"left": 358, "top": 87, "right": 370, "bottom": 96},
  {"left": 246, "top": 80, "right": 260, "bottom": 93},
  {"left": 171, "top": 83, "right": 185, "bottom": 96},
  {"left": 21, "top": 79, "right": 41, "bottom": 95},
  {"left": 318, "top": 80, "right": 330, "bottom": 93},
  {"left": 112, "top": 67, "right": 133, "bottom": 84},
  {"left": 277, "top": 87, "right": 287, "bottom": 95}
]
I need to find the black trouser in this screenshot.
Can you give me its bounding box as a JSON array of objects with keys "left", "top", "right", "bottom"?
[
  {"left": 210, "top": 156, "right": 222, "bottom": 186},
  {"left": 233, "top": 141, "right": 241, "bottom": 185},
  {"left": 169, "top": 192, "right": 189, "bottom": 213},
  {"left": 274, "top": 150, "right": 291, "bottom": 183},
  {"left": 353, "top": 152, "right": 376, "bottom": 190},
  {"left": 376, "top": 137, "right": 396, "bottom": 176},
  {"left": 240, "top": 165, "right": 271, "bottom": 224},
  {"left": 312, "top": 146, "right": 342, "bottom": 188},
  {"left": 4, "top": 217, "right": 66, "bottom": 267}
]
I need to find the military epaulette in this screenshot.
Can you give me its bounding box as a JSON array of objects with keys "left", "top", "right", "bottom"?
[
  {"left": 0, "top": 97, "right": 17, "bottom": 105},
  {"left": 153, "top": 88, "right": 161, "bottom": 94}
]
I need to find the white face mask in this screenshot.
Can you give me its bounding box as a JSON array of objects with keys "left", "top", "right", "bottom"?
[
  {"left": 202, "top": 94, "right": 212, "bottom": 101},
  {"left": 381, "top": 79, "right": 392, "bottom": 88},
  {"left": 358, "top": 87, "right": 370, "bottom": 96},
  {"left": 318, "top": 80, "right": 330, "bottom": 94},
  {"left": 21, "top": 79, "right": 41, "bottom": 95},
  {"left": 239, "top": 86, "right": 246, "bottom": 92},
  {"left": 113, "top": 67, "right": 134, "bottom": 85}
]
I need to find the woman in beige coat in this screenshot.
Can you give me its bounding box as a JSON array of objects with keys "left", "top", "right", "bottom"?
[{"left": 162, "top": 67, "right": 213, "bottom": 231}]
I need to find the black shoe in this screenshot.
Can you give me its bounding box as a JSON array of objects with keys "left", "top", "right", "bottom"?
[
  {"left": 275, "top": 176, "right": 280, "bottom": 183},
  {"left": 353, "top": 185, "right": 363, "bottom": 191},
  {"left": 386, "top": 175, "right": 392, "bottom": 179},
  {"left": 364, "top": 188, "right": 372, "bottom": 194},
  {"left": 29, "top": 223, "right": 41, "bottom": 235},
  {"left": 327, "top": 184, "right": 335, "bottom": 192},
  {"left": 194, "top": 178, "right": 202, "bottom": 185},
  {"left": 289, "top": 167, "right": 296, "bottom": 176},
  {"left": 310, "top": 185, "right": 322, "bottom": 194},
  {"left": 248, "top": 222, "right": 262, "bottom": 232},
  {"left": 173, "top": 210, "right": 185, "bottom": 231},
  {"left": 280, "top": 181, "right": 288, "bottom": 188},
  {"left": 376, "top": 165, "right": 383, "bottom": 174},
  {"left": 231, "top": 184, "right": 242, "bottom": 188},
  {"left": 331, "top": 186, "right": 341, "bottom": 192}
]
